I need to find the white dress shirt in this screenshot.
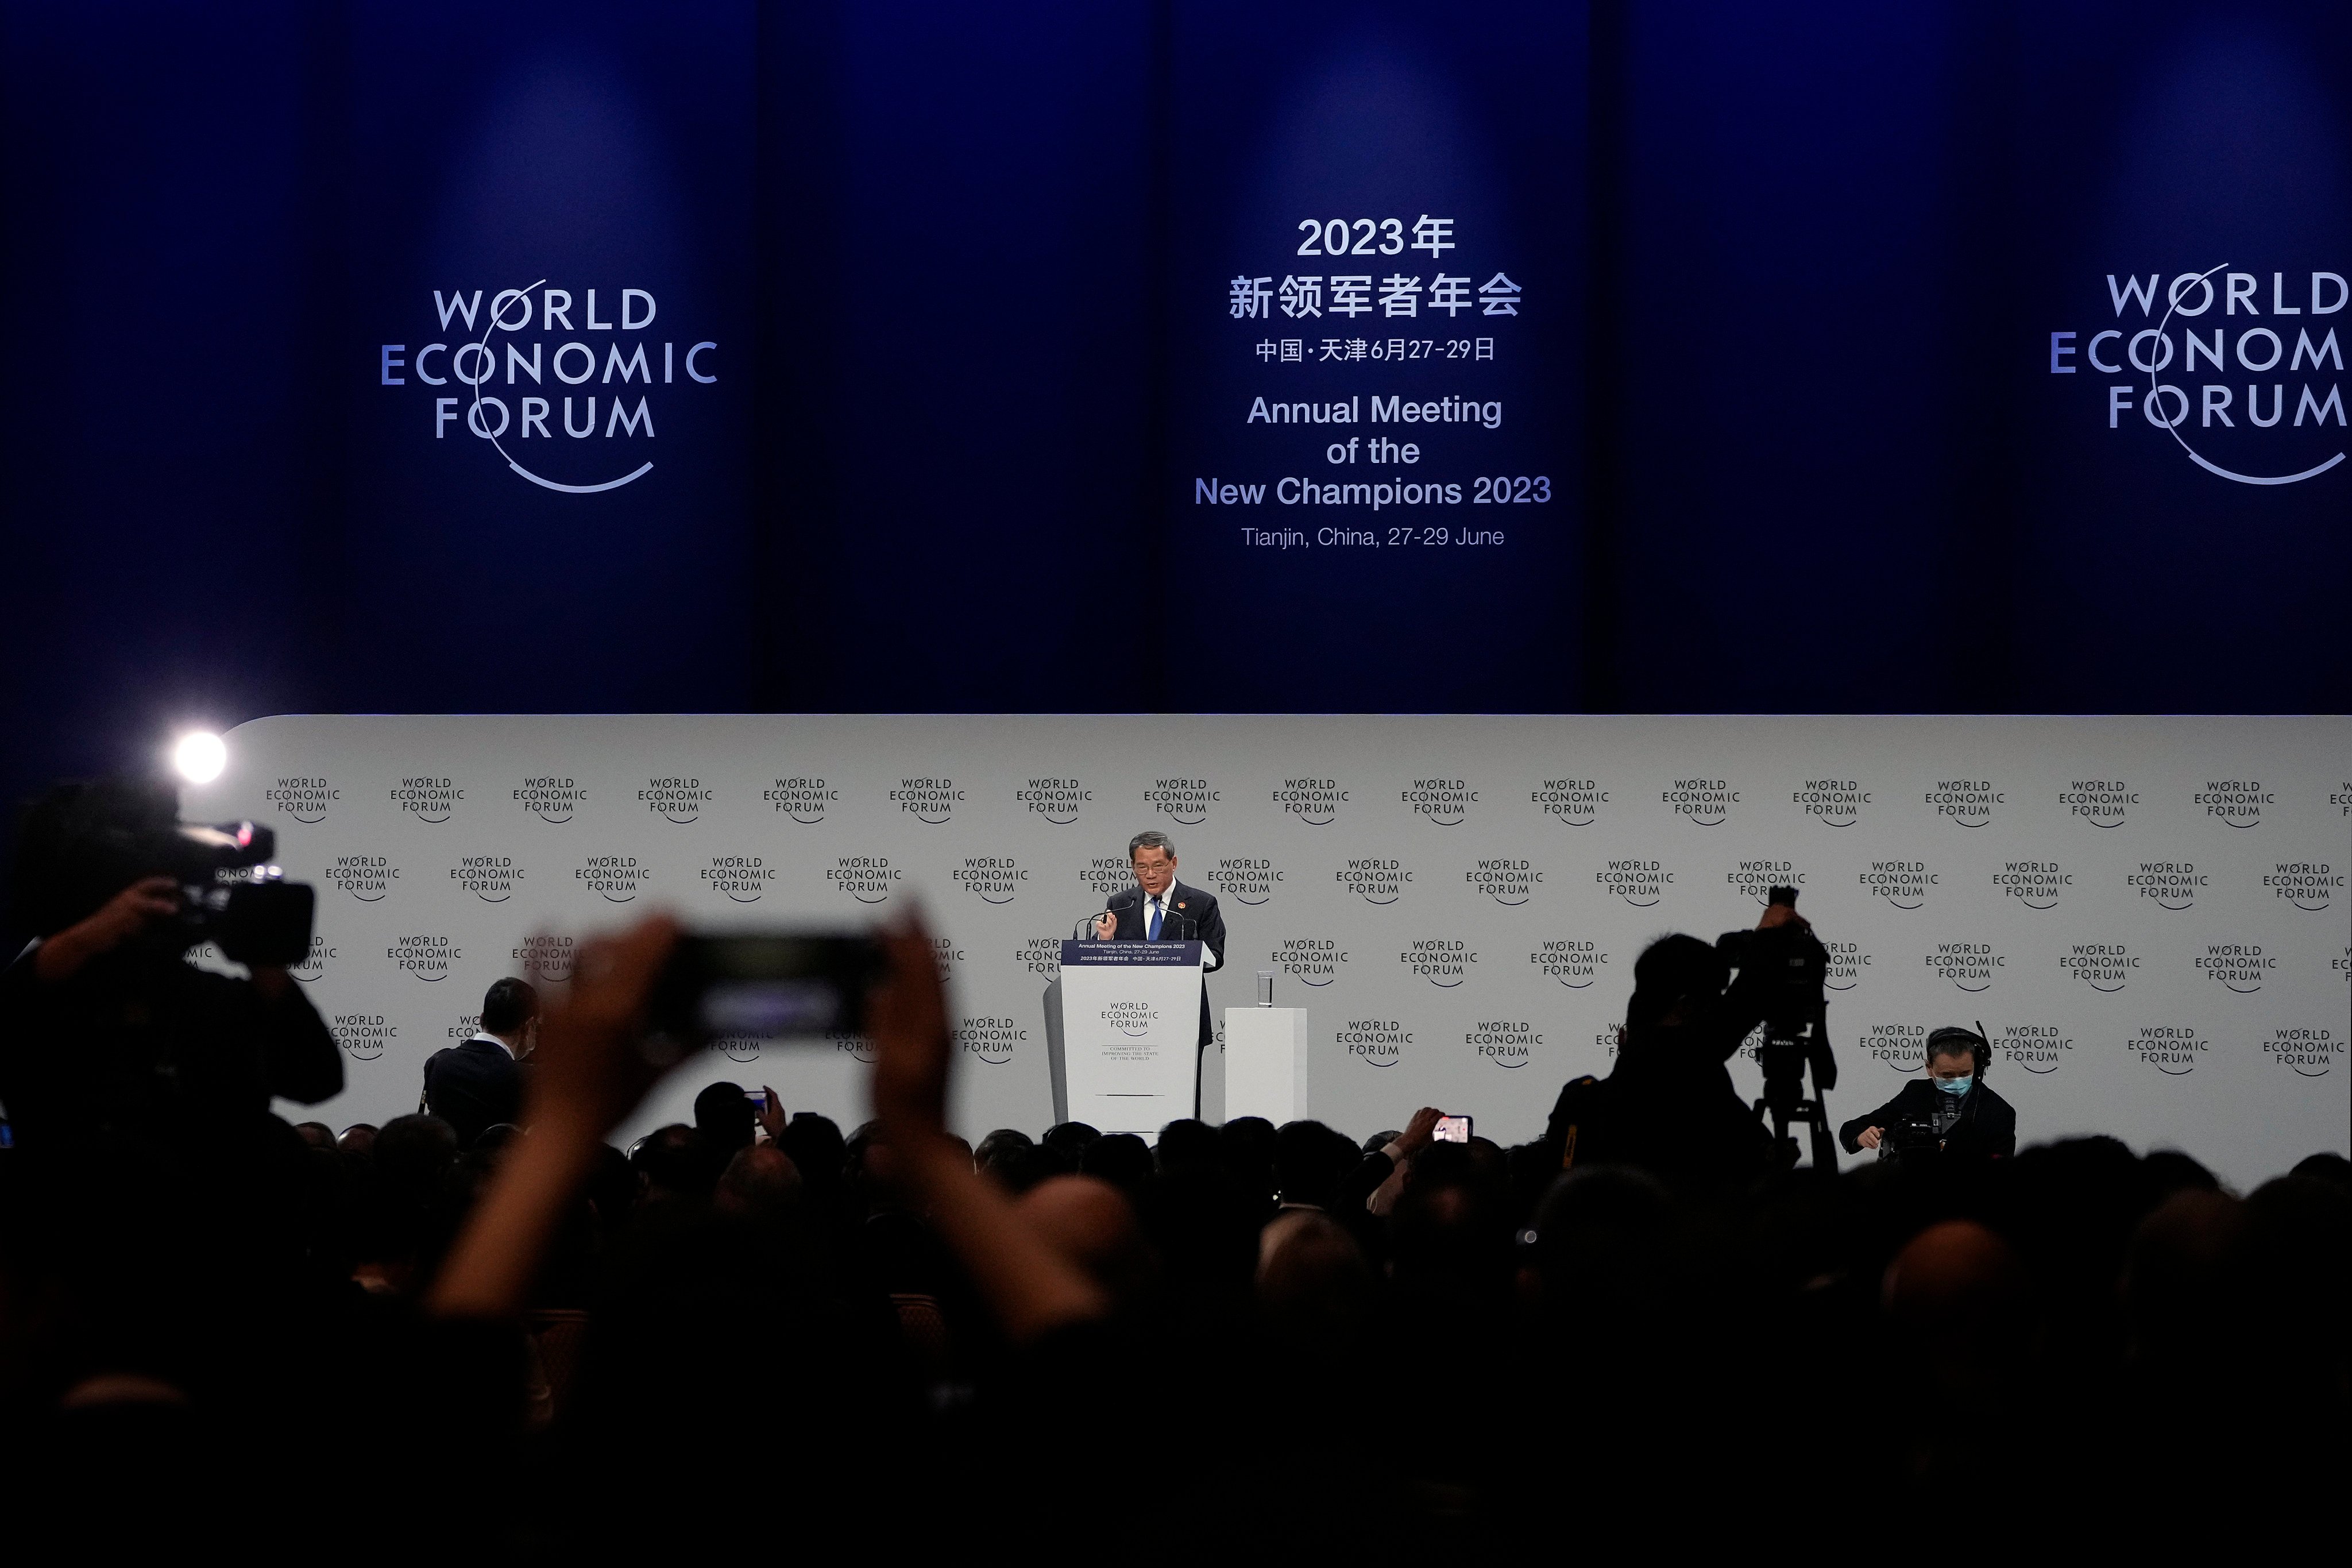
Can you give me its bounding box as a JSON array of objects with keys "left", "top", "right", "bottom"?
[{"left": 468, "top": 1032, "right": 516, "bottom": 1058}]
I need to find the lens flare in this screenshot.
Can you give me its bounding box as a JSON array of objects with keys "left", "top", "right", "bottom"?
[{"left": 173, "top": 731, "right": 227, "bottom": 785}]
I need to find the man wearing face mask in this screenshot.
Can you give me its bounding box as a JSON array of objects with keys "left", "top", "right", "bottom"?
[{"left": 1839, "top": 1026, "right": 2016, "bottom": 1160}]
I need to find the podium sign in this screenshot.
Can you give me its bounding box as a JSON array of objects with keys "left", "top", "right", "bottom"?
[{"left": 1052, "top": 940, "right": 1204, "bottom": 1134}]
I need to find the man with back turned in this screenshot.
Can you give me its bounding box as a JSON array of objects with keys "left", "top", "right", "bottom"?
[
  {"left": 1091, "top": 830, "right": 1225, "bottom": 1045},
  {"left": 423, "top": 976, "right": 538, "bottom": 1148}
]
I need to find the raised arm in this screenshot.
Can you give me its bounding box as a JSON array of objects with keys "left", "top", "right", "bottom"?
[
  {"left": 427, "top": 916, "right": 680, "bottom": 1320},
  {"left": 868, "top": 913, "right": 1109, "bottom": 1341}
]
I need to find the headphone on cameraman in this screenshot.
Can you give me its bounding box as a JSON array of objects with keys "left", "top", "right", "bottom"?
[{"left": 1925, "top": 1024, "right": 1992, "bottom": 1079}]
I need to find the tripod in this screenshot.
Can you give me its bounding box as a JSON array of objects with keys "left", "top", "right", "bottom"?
[{"left": 1751, "top": 1019, "right": 1838, "bottom": 1172}]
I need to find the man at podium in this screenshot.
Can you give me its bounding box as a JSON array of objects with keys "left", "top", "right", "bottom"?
[{"left": 1090, "top": 830, "right": 1225, "bottom": 1044}]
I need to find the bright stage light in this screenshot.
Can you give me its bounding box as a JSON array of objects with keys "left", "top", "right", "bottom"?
[{"left": 172, "top": 731, "right": 227, "bottom": 785}]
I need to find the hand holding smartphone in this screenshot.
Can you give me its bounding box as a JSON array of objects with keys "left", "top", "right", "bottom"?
[
  {"left": 649, "top": 933, "right": 886, "bottom": 1041},
  {"left": 1432, "top": 1114, "right": 1472, "bottom": 1144}
]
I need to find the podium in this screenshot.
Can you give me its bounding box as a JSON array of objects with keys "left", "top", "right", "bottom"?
[{"left": 1044, "top": 940, "right": 1203, "bottom": 1134}]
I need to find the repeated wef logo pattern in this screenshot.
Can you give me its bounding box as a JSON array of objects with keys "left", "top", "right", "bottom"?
[{"left": 196, "top": 718, "right": 2348, "bottom": 1176}]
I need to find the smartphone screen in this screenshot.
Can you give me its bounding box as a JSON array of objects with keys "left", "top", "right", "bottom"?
[
  {"left": 1433, "top": 1114, "right": 1472, "bottom": 1143},
  {"left": 650, "top": 933, "right": 886, "bottom": 1041}
]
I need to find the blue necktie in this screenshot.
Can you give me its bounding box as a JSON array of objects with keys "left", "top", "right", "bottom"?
[{"left": 1146, "top": 897, "right": 1163, "bottom": 941}]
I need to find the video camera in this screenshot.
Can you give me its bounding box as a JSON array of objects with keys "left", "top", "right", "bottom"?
[
  {"left": 1879, "top": 1110, "right": 1942, "bottom": 1160},
  {"left": 158, "top": 819, "right": 315, "bottom": 967},
  {"left": 17, "top": 778, "right": 315, "bottom": 968},
  {"left": 1715, "top": 885, "right": 1839, "bottom": 1168}
]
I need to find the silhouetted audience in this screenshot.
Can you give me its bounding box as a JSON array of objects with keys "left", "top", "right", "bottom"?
[
  {"left": 0, "top": 906, "right": 2341, "bottom": 1555},
  {"left": 690, "top": 1079, "right": 757, "bottom": 1158},
  {"left": 1077, "top": 1130, "right": 1152, "bottom": 1196}
]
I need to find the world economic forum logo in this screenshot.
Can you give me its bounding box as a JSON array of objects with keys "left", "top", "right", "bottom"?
[
  {"left": 381, "top": 282, "right": 716, "bottom": 495},
  {"left": 2053, "top": 264, "right": 2345, "bottom": 485}
]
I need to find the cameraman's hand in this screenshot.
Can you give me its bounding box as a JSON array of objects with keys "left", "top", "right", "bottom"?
[
  {"left": 1757, "top": 902, "right": 1812, "bottom": 933},
  {"left": 1856, "top": 1126, "right": 1883, "bottom": 1150},
  {"left": 32, "top": 875, "right": 180, "bottom": 982}
]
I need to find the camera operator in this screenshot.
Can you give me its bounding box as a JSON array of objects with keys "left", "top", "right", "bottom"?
[
  {"left": 0, "top": 777, "right": 340, "bottom": 1153},
  {"left": 1839, "top": 1027, "right": 2015, "bottom": 1161},
  {"left": 1542, "top": 901, "right": 1815, "bottom": 1187}
]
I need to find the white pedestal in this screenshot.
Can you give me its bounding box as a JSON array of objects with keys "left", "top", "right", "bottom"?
[{"left": 1222, "top": 1006, "right": 1308, "bottom": 1126}]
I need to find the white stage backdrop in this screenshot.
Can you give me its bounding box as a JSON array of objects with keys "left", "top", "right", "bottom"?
[{"left": 185, "top": 715, "right": 2349, "bottom": 1188}]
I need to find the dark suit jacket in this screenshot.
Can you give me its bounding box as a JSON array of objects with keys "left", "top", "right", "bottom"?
[
  {"left": 422, "top": 1037, "right": 522, "bottom": 1148},
  {"left": 0, "top": 946, "right": 341, "bottom": 1153},
  {"left": 1838, "top": 1078, "right": 2015, "bottom": 1160},
  {"left": 1540, "top": 1025, "right": 1775, "bottom": 1190},
  {"left": 1102, "top": 880, "right": 1225, "bottom": 1046}
]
